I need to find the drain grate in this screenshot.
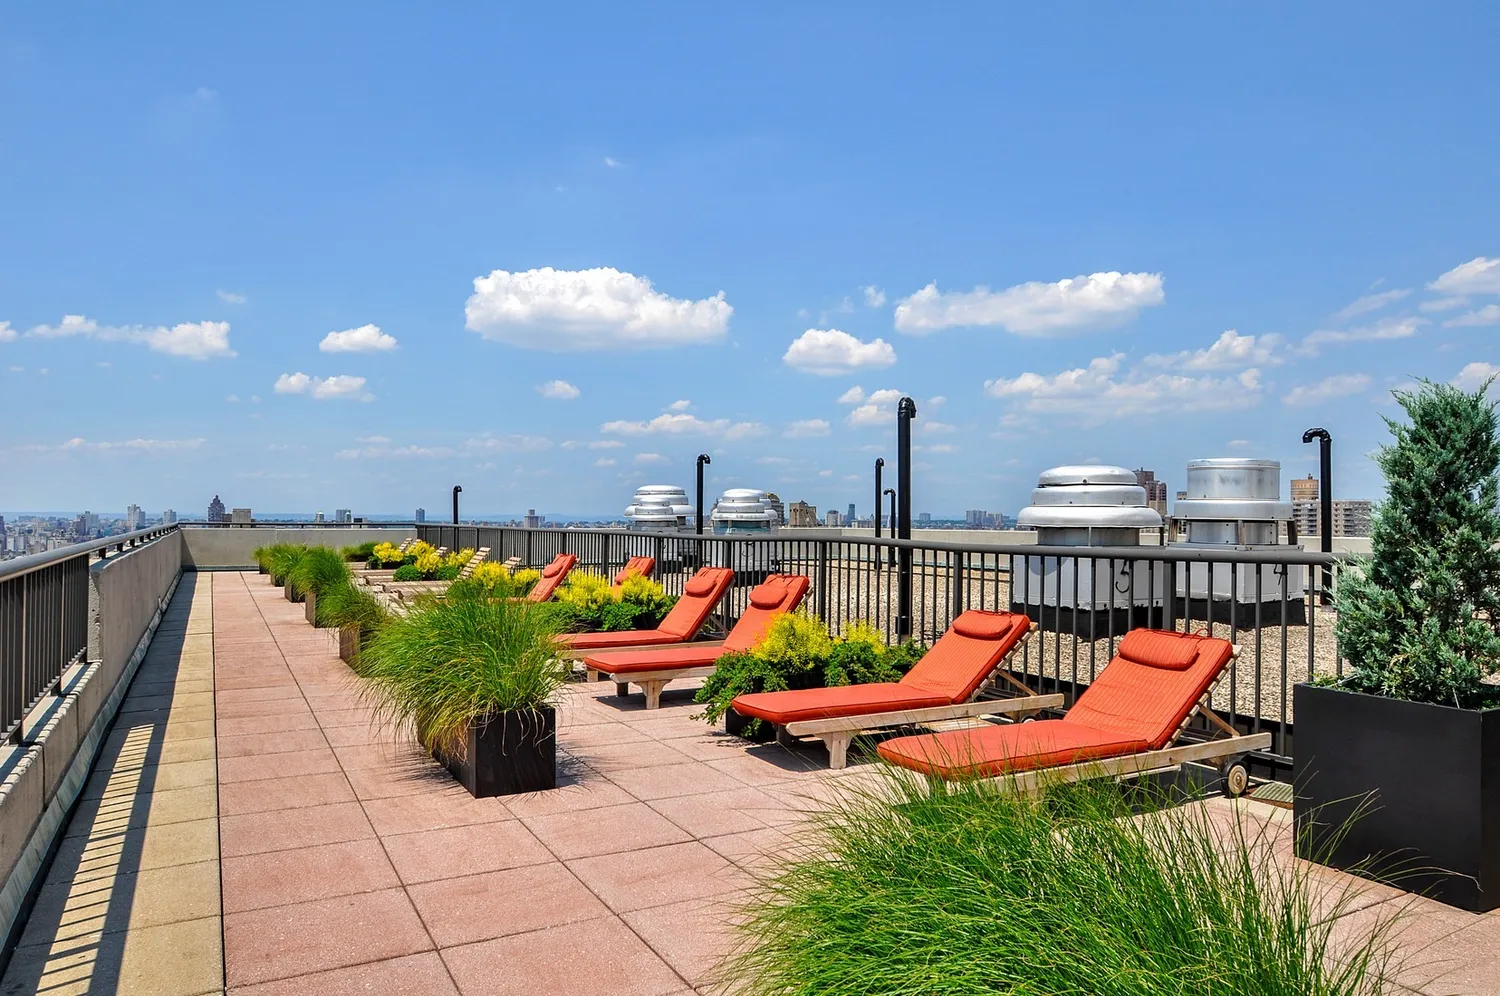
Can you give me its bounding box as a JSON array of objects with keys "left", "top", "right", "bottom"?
[{"left": 1249, "top": 780, "right": 1294, "bottom": 806}]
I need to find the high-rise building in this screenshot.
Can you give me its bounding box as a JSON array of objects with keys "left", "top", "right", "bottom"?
[
  {"left": 414, "top": 507, "right": 426, "bottom": 523},
  {"left": 0, "top": 515, "right": 7, "bottom": 549},
  {"left": 125, "top": 504, "right": 145, "bottom": 531},
  {"left": 230, "top": 508, "right": 253, "bottom": 524},
  {"left": 1134, "top": 469, "right": 1168, "bottom": 516},
  {"left": 787, "top": 501, "right": 818, "bottom": 527},
  {"left": 313, "top": 511, "right": 325, "bottom": 524},
  {"left": 1290, "top": 475, "right": 1319, "bottom": 503},
  {"left": 764, "top": 493, "right": 786, "bottom": 525},
  {"left": 918, "top": 512, "right": 931, "bottom": 524},
  {"left": 1331, "top": 499, "right": 1373, "bottom": 538},
  {"left": 965, "top": 509, "right": 986, "bottom": 527},
  {"left": 846, "top": 503, "right": 856, "bottom": 524},
  {"left": 161, "top": 509, "right": 176, "bottom": 525},
  {"left": 1291, "top": 474, "right": 1320, "bottom": 539},
  {"left": 825, "top": 509, "right": 843, "bottom": 527},
  {"left": 207, "top": 496, "right": 226, "bottom": 522},
  {"left": 334, "top": 508, "right": 351, "bottom": 523},
  {"left": 523, "top": 509, "right": 544, "bottom": 528}
]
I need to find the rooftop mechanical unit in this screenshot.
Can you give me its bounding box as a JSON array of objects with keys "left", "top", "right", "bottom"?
[
  {"left": 1171, "top": 458, "right": 1306, "bottom": 625},
  {"left": 1009, "top": 465, "right": 1166, "bottom": 639},
  {"left": 708, "top": 488, "right": 781, "bottom": 582},
  {"left": 624, "top": 485, "right": 694, "bottom": 532}
]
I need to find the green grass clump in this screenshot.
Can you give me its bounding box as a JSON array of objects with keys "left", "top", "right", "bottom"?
[
  {"left": 314, "top": 580, "right": 387, "bottom": 638},
  {"left": 265, "top": 544, "right": 309, "bottom": 586},
  {"left": 287, "top": 546, "right": 351, "bottom": 600},
  {"left": 341, "top": 541, "right": 378, "bottom": 562},
  {"left": 722, "top": 775, "right": 1403, "bottom": 996},
  {"left": 355, "top": 596, "right": 566, "bottom": 754}
]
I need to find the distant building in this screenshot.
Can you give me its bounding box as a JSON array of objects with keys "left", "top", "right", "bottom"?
[
  {"left": 414, "top": 507, "right": 426, "bottom": 523},
  {"left": 825, "top": 509, "right": 843, "bottom": 527},
  {"left": 161, "top": 509, "right": 176, "bottom": 525},
  {"left": 334, "top": 508, "right": 352, "bottom": 523},
  {"left": 918, "top": 512, "right": 931, "bottom": 524},
  {"left": 125, "top": 504, "right": 144, "bottom": 531},
  {"left": 1134, "top": 469, "right": 1168, "bottom": 517},
  {"left": 965, "top": 509, "right": 986, "bottom": 526},
  {"left": 207, "top": 496, "right": 226, "bottom": 522},
  {"left": 314, "top": 511, "right": 325, "bottom": 524},
  {"left": 1290, "top": 475, "right": 1319, "bottom": 503},
  {"left": 523, "top": 509, "right": 544, "bottom": 528},
  {"left": 846, "top": 503, "right": 856, "bottom": 523},
  {"left": 764, "top": 493, "right": 786, "bottom": 526},
  {"left": 1331, "top": 499, "right": 1373, "bottom": 537},
  {"left": 1175, "top": 490, "right": 1187, "bottom": 503},
  {"left": 787, "top": 501, "right": 818, "bottom": 527},
  {"left": 230, "top": 508, "right": 253, "bottom": 524}
]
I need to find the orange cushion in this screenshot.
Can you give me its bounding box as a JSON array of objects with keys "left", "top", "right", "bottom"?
[
  {"left": 683, "top": 572, "right": 718, "bottom": 597},
  {"left": 658, "top": 568, "right": 733, "bottom": 639},
  {"left": 731, "top": 683, "right": 948, "bottom": 726},
  {"left": 557, "top": 629, "right": 679, "bottom": 650},
  {"left": 541, "top": 558, "right": 566, "bottom": 578},
  {"left": 723, "top": 575, "right": 810, "bottom": 653},
  {"left": 897, "top": 610, "right": 1028, "bottom": 701},
  {"left": 748, "top": 583, "right": 785, "bottom": 609},
  {"left": 1060, "top": 632, "right": 1233, "bottom": 750},
  {"left": 877, "top": 720, "right": 1148, "bottom": 780},
  {"left": 1118, "top": 630, "right": 1198, "bottom": 670},
  {"left": 585, "top": 644, "right": 728, "bottom": 675}
]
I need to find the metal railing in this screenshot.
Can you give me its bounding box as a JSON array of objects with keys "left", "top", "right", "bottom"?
[
  {"left": 419, "top": 524, "right": 1351, "bottom": 769},
  {"left": 0, "top": 525, "right": 180, "bottom": 742}
]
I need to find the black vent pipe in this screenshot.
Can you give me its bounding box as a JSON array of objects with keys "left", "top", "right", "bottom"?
[
  {"left": 695, "top": 454, "right": 711, "bottom": 535},
  {"left": 451, "top": 485, "right": 461, "bottom": 525},
  {"left": 896, "top": 397, "right": 917, "bottom": 638},
  {"left": 1302, "top": 427, "right": 1333, "bottom": 604}
]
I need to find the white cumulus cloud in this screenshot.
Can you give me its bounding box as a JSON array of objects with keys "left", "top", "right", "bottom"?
[
  {"left": 601, "top": 412, "right": 765, "bottom": 440},
  {"left": 1146, "top": 330, "right": 1286, "bottom": 371},
  {"left": 1429, "top": 257, "right": 1500, "bottom": 296},
  {"left": 1453, "top": 362, "right": 1500, "bottom": 391},
  {"left": 784, "top": 419, "right": 831, "bottom": 439},
  {"left": 893, "top": 271, "right": 1165, "bottom": 336},
  {"left": 837, "top": 385, "right": 866, "bottom": 404},
  {"left": 667, "top": 399, "right": 692, "bottom": 411},
  {"left": 863, "top": 285, "right": 887, "bottom": 308},
  {"left": 635, "top": 452, "right": 669, "bottom": 465},
  {"left": 846, "top": 388, "right": 908, "bottom": 428},
  {"left": 594, "top": 457, "right": 617, "bottom": 467},
  {"left": 782, "top": 329, "right": 897, "bottom": 376},
  {"left": 0, "top": 322, "right": 15, "bottom": 342},
  {"left": 1282, "top": 374, "right": 1372, "bottom": 407},
  {"left": 274, "top": 372, "right": 372, "bottom": 401},
  {"left": 985, "top": 354, "right": 1264, "bottom": 426},
  {"left": 1443, "top": 304, "right": 1500, "bottom": 328},
  {"left": 535, "top": 379, "right": 581, "bottom": 400},
  {"left": 320, "top": 324, "right": 398, "bottom": 353},
  {"left": 465, "top": 266, "right": 732, "bottom": 351},
  {"left": 22, "top": 315, "right": 236, "bottom": 359}
]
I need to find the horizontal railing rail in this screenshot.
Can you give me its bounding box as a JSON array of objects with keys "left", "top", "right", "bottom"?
[
  {"left": 0, "top": 524, "right": 181, "bottom": 742},
  {"left": 417, "top": 523, "right": 1351, "bottom": 771},
  {"left": 176, "top": 520, "right": 420, "bottom": 529}
]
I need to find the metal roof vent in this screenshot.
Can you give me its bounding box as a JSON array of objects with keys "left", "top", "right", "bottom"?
[
  {"left": 710, "top": 488, "right": 779, "bottom": 534},
  {"left": 1016, "top": 464, "right": 1163, "bottom": 545},
  {"left": 625, "top": 485, "right": 693, "bottom": 530}
]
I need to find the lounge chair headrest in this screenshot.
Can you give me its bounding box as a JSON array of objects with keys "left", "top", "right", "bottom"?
[
  {"left": 683, "top": 571, "right": 721, "bottom": 597},
  {"left": 950, "top": 611, "right": 1018, "bottom": 641},
  {"left": 541, "top": 558, "right": 567, "bottom": 578},
  {"left": 748, "top": 579, "right": 790, "bottom": 609},
  {"left": 1117, "top": 630, "right": 1199, "bottom": 670}
]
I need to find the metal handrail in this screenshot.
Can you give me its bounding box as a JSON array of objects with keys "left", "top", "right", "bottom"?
[{"left": 0, "top": 524, "right": 182, "bottom": 583}]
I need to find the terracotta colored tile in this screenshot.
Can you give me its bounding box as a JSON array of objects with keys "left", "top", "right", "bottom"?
[
  {"left": 221, "top": 801, "right": 374, "bottom": 857},
  {"left": 499, "top": 774, "right": 635, "bottom": 820},
  {"left": 580, "top": 741, "right": 693, "bottom": 772},
  {"left": 218, "top": 729, "right": 330, "bottom": 758},
  {"left": 333, "top": 742, "right": 427, "bottom": 770},
  {"left": 222, "top": 838, "right": 399, "bottom": 913},
  {"left": 567, "top": 841, "right": 750, "bottom": 913},
  {"left": 702, "top": 751, "right": 821, "bottom": 787},
  {"left": 314, "top": 707, "right": 379, "bottom": 729},
  {"left": 622, "top": 897, "right": 744, "bottom": 989},
  {"left": 559, "top": 722, "right": 651, "bottom": 749},
  {"left": 439, "top": 916, "right": 685, "bottom": 996},
  {"left": 382, "top": 821, "right": 552, "bottom": 884},
  {"left": 646, "top": 787, "right": 782, "bottom": 839},
  {"left": 321, "top": 723, "right": 395, "bottom": 747},
  {"left": 216, "top": 685, "right": 307, "bottom": 704},
  {"left": 229, "top": 952, "right": 459, "bottom": 996},
  {"left": 604, "top": 762, "right": 745, "bottom": 802},
  {"left": 224, "top": 888, "right": 432, "bottom": 986},
  {"left": 218, "top": 748, "right": 341, "bottom": 784},
  {"left": 409, "top": 863, "right": 609, "bottom": 947},
  {"left": 343, "top": 758, "right": 454, "bottom": 802},
  {"left": 521, "top": 802, "right": 690, "bottom": 860},
  {"left": 216, "top": 698, "right": 314, "bottom": 721},
  {"left": 218, "top": 711, "right": 322, "bottom": 737},
  {"left": 219, "top": 772, "right": 356, "bottom": 816},
  {"left": 361, "top": 791, "right": 513, "bottom": 837},
  {"left": 699, "top": 827, "right": 797, "bottom": 873}
]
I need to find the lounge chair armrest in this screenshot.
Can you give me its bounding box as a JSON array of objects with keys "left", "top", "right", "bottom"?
[{"left": 785, "top": 694, "right": 1064, "bottom": 738}]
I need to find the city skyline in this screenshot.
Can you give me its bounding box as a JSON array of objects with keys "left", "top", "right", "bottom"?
[{"left": 2, "top": 6, "right": 1497, "bottom": 516}]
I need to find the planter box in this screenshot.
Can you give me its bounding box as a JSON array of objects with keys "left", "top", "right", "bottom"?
[
  {"left": 726, "top": 708, "right": 776, "bottom": 743},
  {"left": 284, "top": 582, "right": 304, "bottom": 604},
  {"left": 338, "top": 625, "right": 360, "bottom": 663},
  {"left": 304, "top": 591, "right": 318, "bottom": 625},
  {"left": 1294, "top": 683, "right": 1500, "bottom": 911},
  {"left": 433, "top": 707, "right": 556, "bottom": 797}
]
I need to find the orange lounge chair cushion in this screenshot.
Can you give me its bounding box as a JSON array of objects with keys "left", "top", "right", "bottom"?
[
  {"left": 656, "top": 567, "right": 735, "bottom": 639},
  {"left": 527, "top": 554, "right": 577, "bottom": 602},
  {"left": 1060, "top": 631, "right": 1233, "bottom": 750},
  {"left": 896, "top": 610, "right": 1030, "bottom": 700},
  {"left": 557, "top": 629, "right": 680, "bottom": 650},
  {"left": 722, "top": 575, "right": 810, "bottom": 653},
  {"left": 732, "top": 683, "right": 950, "bottom": 727},
  {"left": 585, "top": 643, "right": 728, "bottom": 675},
  {"left": 876, "top": 720, "right": 1148, "bottom": 780},
  {"left": 613, "top": 556, "right": 656, "bottom": 586}
]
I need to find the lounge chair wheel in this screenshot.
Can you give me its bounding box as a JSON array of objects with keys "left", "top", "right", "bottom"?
[{"left": 1221, "top": 761, "right": 1249, "bottom": 798}]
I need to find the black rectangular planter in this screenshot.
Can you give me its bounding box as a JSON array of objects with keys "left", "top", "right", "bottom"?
[
  {"left": 1294, "top": 683, "right": 1500, "bottom": 911},
  {"left": 433, "top": 707, "right": 556, "bottom": 797}
]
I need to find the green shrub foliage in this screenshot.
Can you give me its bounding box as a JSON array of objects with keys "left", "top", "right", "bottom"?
[
  {"left": 695, "top": 615, "right": 926, "bottom": 734},
  {"left": 1336, "top": 379, "right": 1500, "bottom": 707},
  {"left": 287, "top": 546, "right": 351, "bottom": 600},
  {"left": 391, "top": 563, "right": 423, "bottom": 582},
  {"left": 315, "top": 580, "right": 387, "bottom": 639}
]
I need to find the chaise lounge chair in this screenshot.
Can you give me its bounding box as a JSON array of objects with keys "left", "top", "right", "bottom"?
[
  {"left": 611, "top": 555, "right": 656, "bottom": 589},
  {"left": 382, "top": 547, "right": 492, "bottom": 599},
  {"left": 582, "top": 573, "right": 809, "bottom": 709},
  {"left": 524, "top": 553, "right": 578, "bottom": 603},
  {"left": 730, "top": 609, "right": 1054, "bottom": 769},
  {"left": 876, "top": 628, "right": 1269, "bottom": 794},
  {"left": 557, "top": 566, "right": 735, "bottom": 658}
]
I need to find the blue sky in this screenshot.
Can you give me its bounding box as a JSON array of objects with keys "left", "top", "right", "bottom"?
[{"left": 2, "top": 4, "right": 1497, "bottom": 519}]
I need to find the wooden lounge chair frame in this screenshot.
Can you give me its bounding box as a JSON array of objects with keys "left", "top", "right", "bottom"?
[{"left": 584, "top": 644, "right": 728, "bottom": 708}]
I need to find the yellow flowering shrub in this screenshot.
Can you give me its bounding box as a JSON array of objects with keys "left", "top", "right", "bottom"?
[
  {"left": 618, "top": 574, "right": 671, "bottom": 615},
  {"left": 555, "top": 573, "right": 615, "bottom": 615},
  {"left": 511, "top": 568, "right": 541, "bottom": 593},
  {"left": 755, "top": 610, "right": 833, "bottom": 670},
  {"left": 445, "top": 548, "right": 475, "bottom": 568},
  {"left": 413, "top": 551, "right": 442, "bottom": 576},
  {"left": 470, "top": 562, "right": 512, "bottom": 590},
  {"left": 407, "top": 540, "right": 436, "bottom": 559}
]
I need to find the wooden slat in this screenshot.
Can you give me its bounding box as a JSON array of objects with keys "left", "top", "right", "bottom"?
[{"left": 785, "top": 694, "right": 1063, "bottom": 737}]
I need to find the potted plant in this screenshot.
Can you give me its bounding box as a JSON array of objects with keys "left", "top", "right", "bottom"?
[
  {"left": 288, "top": 546, "right": 352, "bottom": 623},
  {"left": 543, "top": 572, "right": 675, "bottom": 632},
  {"left": 314, "top": 581, "right": 386, "bottom": 662},
  {"left": 1295, "top": 379, "right": 1500, "bottom": 911},
  {"left": 355, "top": 590, "right": 567, "bottom": 796}
]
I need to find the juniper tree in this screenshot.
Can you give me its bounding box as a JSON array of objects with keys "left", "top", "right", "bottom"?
[{"left": 1336, "top": 378, "right": 1500, "bottom": 707}]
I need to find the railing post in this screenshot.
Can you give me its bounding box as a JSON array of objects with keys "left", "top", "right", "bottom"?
[
  {"left": 816, "top": 541, "right": 829, "bottom": 621},
  {"left": 951, "top": 550, "right": 965, "bottom": 618}
]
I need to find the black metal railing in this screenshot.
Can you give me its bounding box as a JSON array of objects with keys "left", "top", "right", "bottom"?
[
  {"left": 419, "top": 524, "right": 1350, "bottom": 770},
  {"left": 0, "top": 525, "right": 179, "bottom": 742}
]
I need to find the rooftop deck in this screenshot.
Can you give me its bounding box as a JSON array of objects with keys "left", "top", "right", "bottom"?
[{"left": 4, "top": 570, "right": 1499, "bottom": 995}]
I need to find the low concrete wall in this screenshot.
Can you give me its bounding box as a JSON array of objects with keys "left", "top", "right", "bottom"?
[
  {"left": 0, "top": 533, "right": 184, "bottom": 960},
  {"left": 181, "top": 526, "right": 415, "bottom": 569}
]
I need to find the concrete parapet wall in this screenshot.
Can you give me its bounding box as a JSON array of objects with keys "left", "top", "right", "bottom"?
[
  {"left": 0, "top": 535, "right": 184, "bottom": 961},
  {"left": 181, "top": 526, "right": 415, "bottom": 569}
]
